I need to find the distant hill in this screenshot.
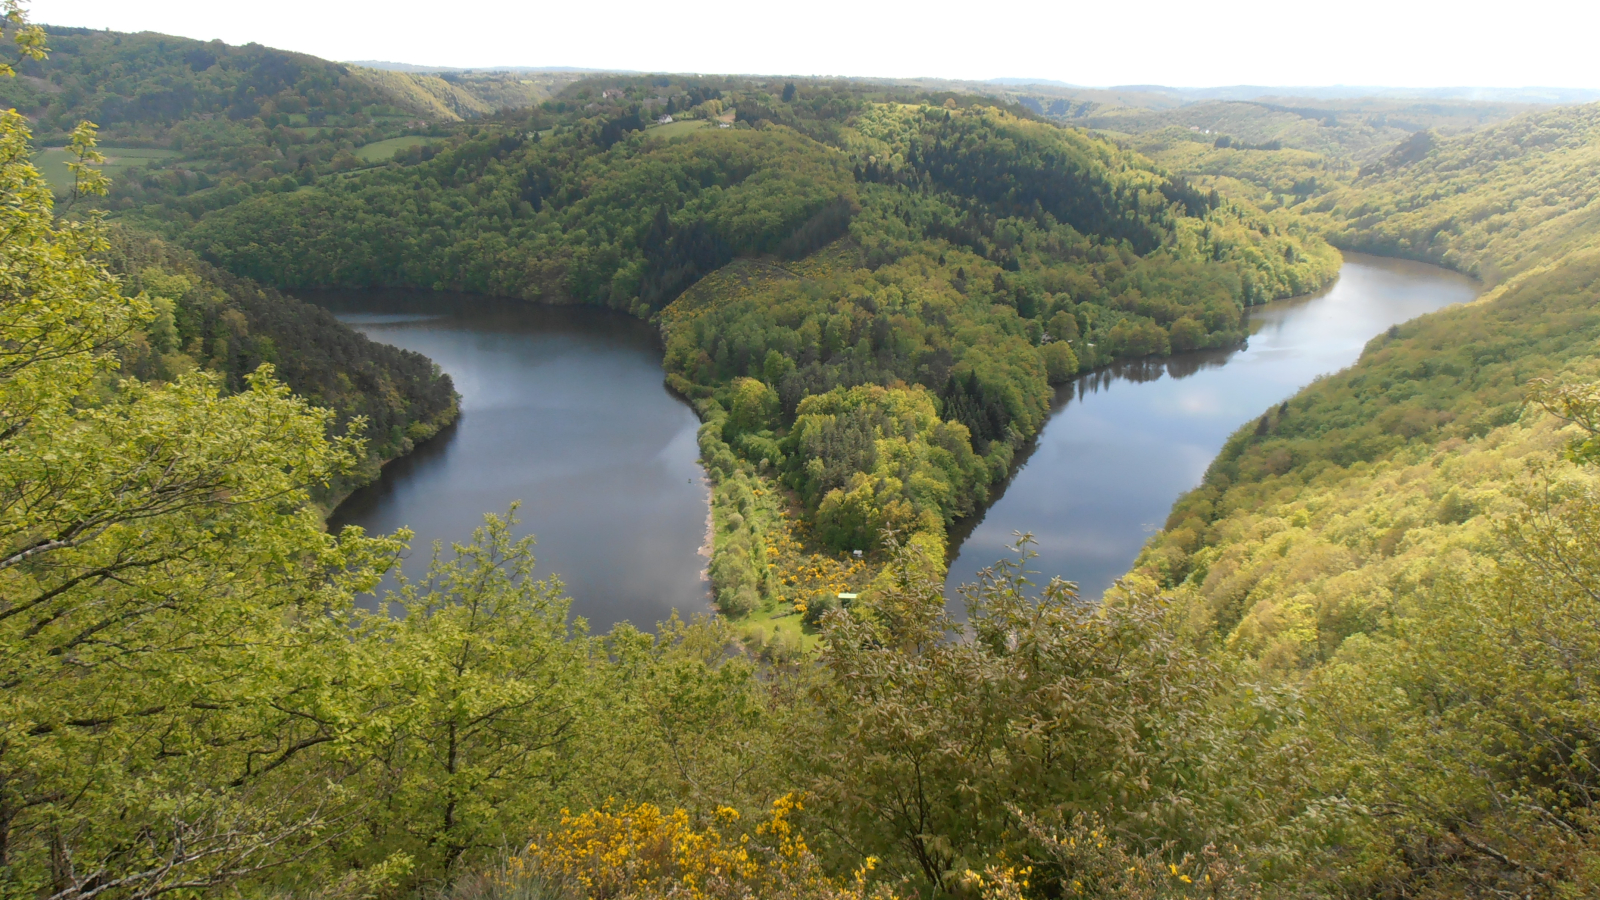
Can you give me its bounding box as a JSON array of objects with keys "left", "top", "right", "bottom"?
[
  {"left": 1074, "top": 97, "right": 1546, "bottom": 160},
  {"left": 871, "top": 79, "right": 1577, "bottom": 154},
  {"left": 2, "top": 26, "right": 431, "bottom": 142},
  {"left": 346, "top": 66, "right": 578, "bottom": 119},
  {"left": 0, "top": 26, "right": 582, "bottom": 145},
  {"left": 986, "top": 80, "right": 1600, "bottom": 105},
  {"left": 349, "top": 60, "right": 616, "bottom": 75}
]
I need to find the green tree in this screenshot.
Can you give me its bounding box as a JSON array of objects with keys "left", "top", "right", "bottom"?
[
  {"left": 803, "top": 537, "right": 1243, "bottom": 894},
  {"left": 1299, "top": 384, "right": 1600, "bottom": 897},
  {"left": 357, "top": 508, "right": 591, "bottom": 874},
  {"left": 0, "top": 13, "right": 405, "bottom": 894}
]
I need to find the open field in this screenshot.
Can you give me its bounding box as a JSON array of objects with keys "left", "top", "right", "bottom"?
[
  {"left": 32, "top": 147, "right": 179, "bottom": 193},
  {"left": 647, "top": 118, "right": 711, "bottom": 138},
  {"left": 354, "top": 135, "right": 431, "bottom": 162}
]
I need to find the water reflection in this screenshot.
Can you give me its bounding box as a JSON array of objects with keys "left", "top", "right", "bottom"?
[
  {"left": 944, "top": 254, "right": 1479, "bottom": 603},
  {"left": 319, "top": 292, "right": 712, "bottom": 632}
]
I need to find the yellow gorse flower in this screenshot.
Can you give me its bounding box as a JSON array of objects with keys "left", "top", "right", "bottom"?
[{"left": 515, "top": 794, "right": 893, "bottom": 900}]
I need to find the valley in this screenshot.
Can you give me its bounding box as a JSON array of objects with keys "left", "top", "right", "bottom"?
[{"left": 4, "top": 5, "right": 1600, "bottom": 899}]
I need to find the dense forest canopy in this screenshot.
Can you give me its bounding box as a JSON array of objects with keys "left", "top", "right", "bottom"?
[
  {"left": 0, "top": 21, "right": 459, "bottom": 501},
  {"left": 1120, "top": 98, "right": 1600, "bottom": 896},
  {"left": 7, "top": 4, "right": 1600, "bottom": 897},
  {"left": 102, "top": 227, "right": 458, "bottom": 500}
]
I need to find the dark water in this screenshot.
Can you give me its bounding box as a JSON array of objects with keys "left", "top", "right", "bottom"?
[
  {"left": 323, "top": 295, "right": 710, "bottom": 631},
  {"left": 943, "top": 254, "right": 1479, "bottom": 600}
]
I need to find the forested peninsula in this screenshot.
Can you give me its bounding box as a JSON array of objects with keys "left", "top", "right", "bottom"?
[
  {"left": 173, "top": 74, "right": 1339, "bottom": 611},
  {"left": 6, "top": 6, "right": 1600, "bottom": 900}
]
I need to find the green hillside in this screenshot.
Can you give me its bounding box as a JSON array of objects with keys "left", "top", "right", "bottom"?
[
  {"left": 101, "top": 227, "right": 459, "bottom": 501},
  {"left": 11, "top": 1, "right": 1600, "bottom": 894},
  {"left": 1, "top": 25, "right": 428, "bottom": 141},
  {"left": 1, "top": 25, "right": 574, "bottom": 214},
  {"left": 1313, "top": 103, "right": 1600, "bottom": 283},
  {"left": 1120, "top": 101, "right": 1600, "bottom": 897},
  {"left": 347, "top": 65, "right": 567, "bottom": 120},
  {"left": 179, "top": 77, "right": 1339, "bottom": 615},
  {"left": 1080, "top": 97, "right": 1538, "bottom": 161}
]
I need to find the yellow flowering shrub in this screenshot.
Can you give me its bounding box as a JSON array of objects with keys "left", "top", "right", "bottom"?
[{"left": 510, "top": 796, "right": 896, "bottom": 900}]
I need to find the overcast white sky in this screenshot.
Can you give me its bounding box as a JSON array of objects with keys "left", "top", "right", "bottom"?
[{"left": 27, "top": 0, "right": 1600, "bottom": 88}]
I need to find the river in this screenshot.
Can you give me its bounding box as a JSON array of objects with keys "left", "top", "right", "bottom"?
[
  {"left": 322, "top": 253, "right": 1475, "bottom": 629},
  {"left": 942, "top": 253, "right": 1478, "bottom": 600},
  {"left": 323, "top": 296, "right": 712, "bottom": 631}
]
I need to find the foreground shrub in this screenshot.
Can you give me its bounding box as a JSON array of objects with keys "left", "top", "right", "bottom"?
[{"left": 504, "top": 795, "right": 895, "bottom": 900}]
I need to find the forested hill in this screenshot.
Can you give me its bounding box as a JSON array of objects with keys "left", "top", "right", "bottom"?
[
  {"left": 100, "top": 227, "right": 459, "bottom": 502},
  {"left": 1133, "top": 100, "right": 1600, "bottom": 640},
  {"left": 0, "top": 25, "right": 544, "bottom": 143},
  {"left": 1313, "top": 102, "right": 1600, "bottom": 283},
  {"left": 4, "top": 26, "right": 413, "bottom": 144},
  {"left": 1076, "top": 96, "right": 1540, "bottom": 162},
  {"left": 180, "top": 74, "right": 1340, "bottom": 612},
  {"left": 4, "top": 24, "right": 568, "bottom": 221},
  {"left": 1118, "top": 100, "right": 1600, "bottom": 895}
]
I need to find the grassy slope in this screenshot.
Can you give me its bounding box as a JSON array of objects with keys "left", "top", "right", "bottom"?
[
  {"left": 353, "top": 135, "right": 431, "bottom": 162},
  {"left": 32, "top": 146, "right": 178, "bottom": 193},
  {"left": 347, "top": 67, "right": 493, "bottom": 120}
]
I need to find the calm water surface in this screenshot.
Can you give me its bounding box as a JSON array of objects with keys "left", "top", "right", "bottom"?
[
  {"left": 321, "top": 254, "right": 1476, "bottom": 627},
  {"left": 323, "top": 295, "right": 710, "bottom": 631},
  {"left": 944, "top": 254, "right": 1479, "bottom": 600}
]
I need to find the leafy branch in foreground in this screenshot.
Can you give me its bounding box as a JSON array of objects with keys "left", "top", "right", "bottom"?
[
  {"left": 1529, "top": 377, "right": 1600, "bottom": 465},
  {"left": 0, "top": 17, "right": 410, "bottom": 893}
]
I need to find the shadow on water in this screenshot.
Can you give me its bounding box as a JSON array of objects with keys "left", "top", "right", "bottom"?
[{"left": 329, "top": 416, "right": 461, "bottom": 532}]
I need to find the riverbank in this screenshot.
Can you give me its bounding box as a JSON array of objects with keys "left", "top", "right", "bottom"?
[{"left": 944, "top": 254, "right": 1478, "bottom": 598}]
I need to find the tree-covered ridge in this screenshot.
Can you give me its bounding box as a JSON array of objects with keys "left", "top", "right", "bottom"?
[
  {"left": 101, "top": 227, "right": 458, "bottom": 501},
  {"left": 1132, "top": 249, "right": 1600, "bottom": 660},
  {"left": 183, "top": 84, "right": 1335, "bottom": 310},
  {"left": 1311, "top": 102, "right": 1600, "bottom": 284},
  {"left": 348, "top": 65, "right": 565, "bottom": 121},
  {"left": 1126, "top": 101, "right": 1600, "bottom": 288},
  {"left": 186, "top": 124, "right": 857, "bottom": 308},
  {"left": 1111, "top": 100, "right": 1600, "bottom": 895},
  {"left": 179, "top": 87, "right": 1336, "bottom": 614},
  {"left": 1078, "top": 97, "right": 1539, "bottom": 162},
  {"left": 0, "top": 24, "right": 552, "bottom": 141},
  {"left": 1114, "top": 251, "right": 1600, "bottom": 896},
  {"left": 0, "top": 24, "right": 561, "bottom": 221},
  {"left": 842, "top": 103, "right": 1339, "bottom": 303}
]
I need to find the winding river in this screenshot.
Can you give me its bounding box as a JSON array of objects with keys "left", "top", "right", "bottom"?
[
  {"left": 944, "top": 253, "right": 1478, "bottom": 599},
  {"left": 323, "top": 253, "right": 1476, "bottom": 629}
]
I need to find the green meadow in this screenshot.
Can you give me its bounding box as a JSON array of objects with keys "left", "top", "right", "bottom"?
[
  {"left": 354, "top": 134, "right": 432, "bottom": 162},
  {"left": 31, "top": 146, "right": 178, "bottom": 193}
]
